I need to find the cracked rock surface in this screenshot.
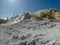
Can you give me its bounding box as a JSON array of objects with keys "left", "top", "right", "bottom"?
[{"left": 0, "top": 9, "right": 60, "bottom": 45}]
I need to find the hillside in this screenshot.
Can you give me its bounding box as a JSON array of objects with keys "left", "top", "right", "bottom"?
[{"left": 0, "top": 9, "right": 60, "bottom": 45}]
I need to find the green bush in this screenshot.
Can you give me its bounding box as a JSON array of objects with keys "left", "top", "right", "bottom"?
[{"left": 0, "top": 19, "right": 8, "bottom": 24}]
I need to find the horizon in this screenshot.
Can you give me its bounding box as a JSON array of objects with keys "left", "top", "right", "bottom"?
[{"left": 0, "top": 0, "right": 60, "bottom": 19}]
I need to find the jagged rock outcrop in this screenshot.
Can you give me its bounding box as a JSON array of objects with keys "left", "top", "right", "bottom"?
[{"left": 34, "top": 9, "right": 60, "bottom": 22}]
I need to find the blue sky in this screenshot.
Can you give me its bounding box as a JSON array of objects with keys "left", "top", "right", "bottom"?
[{"left": 0, "top": 0, "right": 60, "bottom": 19}]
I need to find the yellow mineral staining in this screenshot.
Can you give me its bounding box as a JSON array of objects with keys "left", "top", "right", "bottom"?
[{"left": 35, "top": 9, "right": 60, "bottom": 22}]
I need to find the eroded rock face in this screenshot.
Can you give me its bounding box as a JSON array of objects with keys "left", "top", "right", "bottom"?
[
  {"left": 34, "top": 9, "right": 60, "bottom": 22},
  {"left": 23, "top": 13, "right": 32, "bottom": 19},
  {"left": 54, "top": 12, "right": 60, "bottom": 21},
  {"left": 28, "top": 40, "right": 36, "bottom": 45},
  {"left": 18, "top": 41, "right": 27, "bottom": 45},
  {"left": 0, "top": 9, "right": 60, "bottom": 45}
]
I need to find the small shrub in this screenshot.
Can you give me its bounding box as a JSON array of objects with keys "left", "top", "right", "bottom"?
[{"left": 0, "top": 19, "right": 8, "bottom": 24}]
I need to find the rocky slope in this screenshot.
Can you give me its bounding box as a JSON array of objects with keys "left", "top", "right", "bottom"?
[{"left": 0, "top": 9, "right": 60, "bottom": 45}]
